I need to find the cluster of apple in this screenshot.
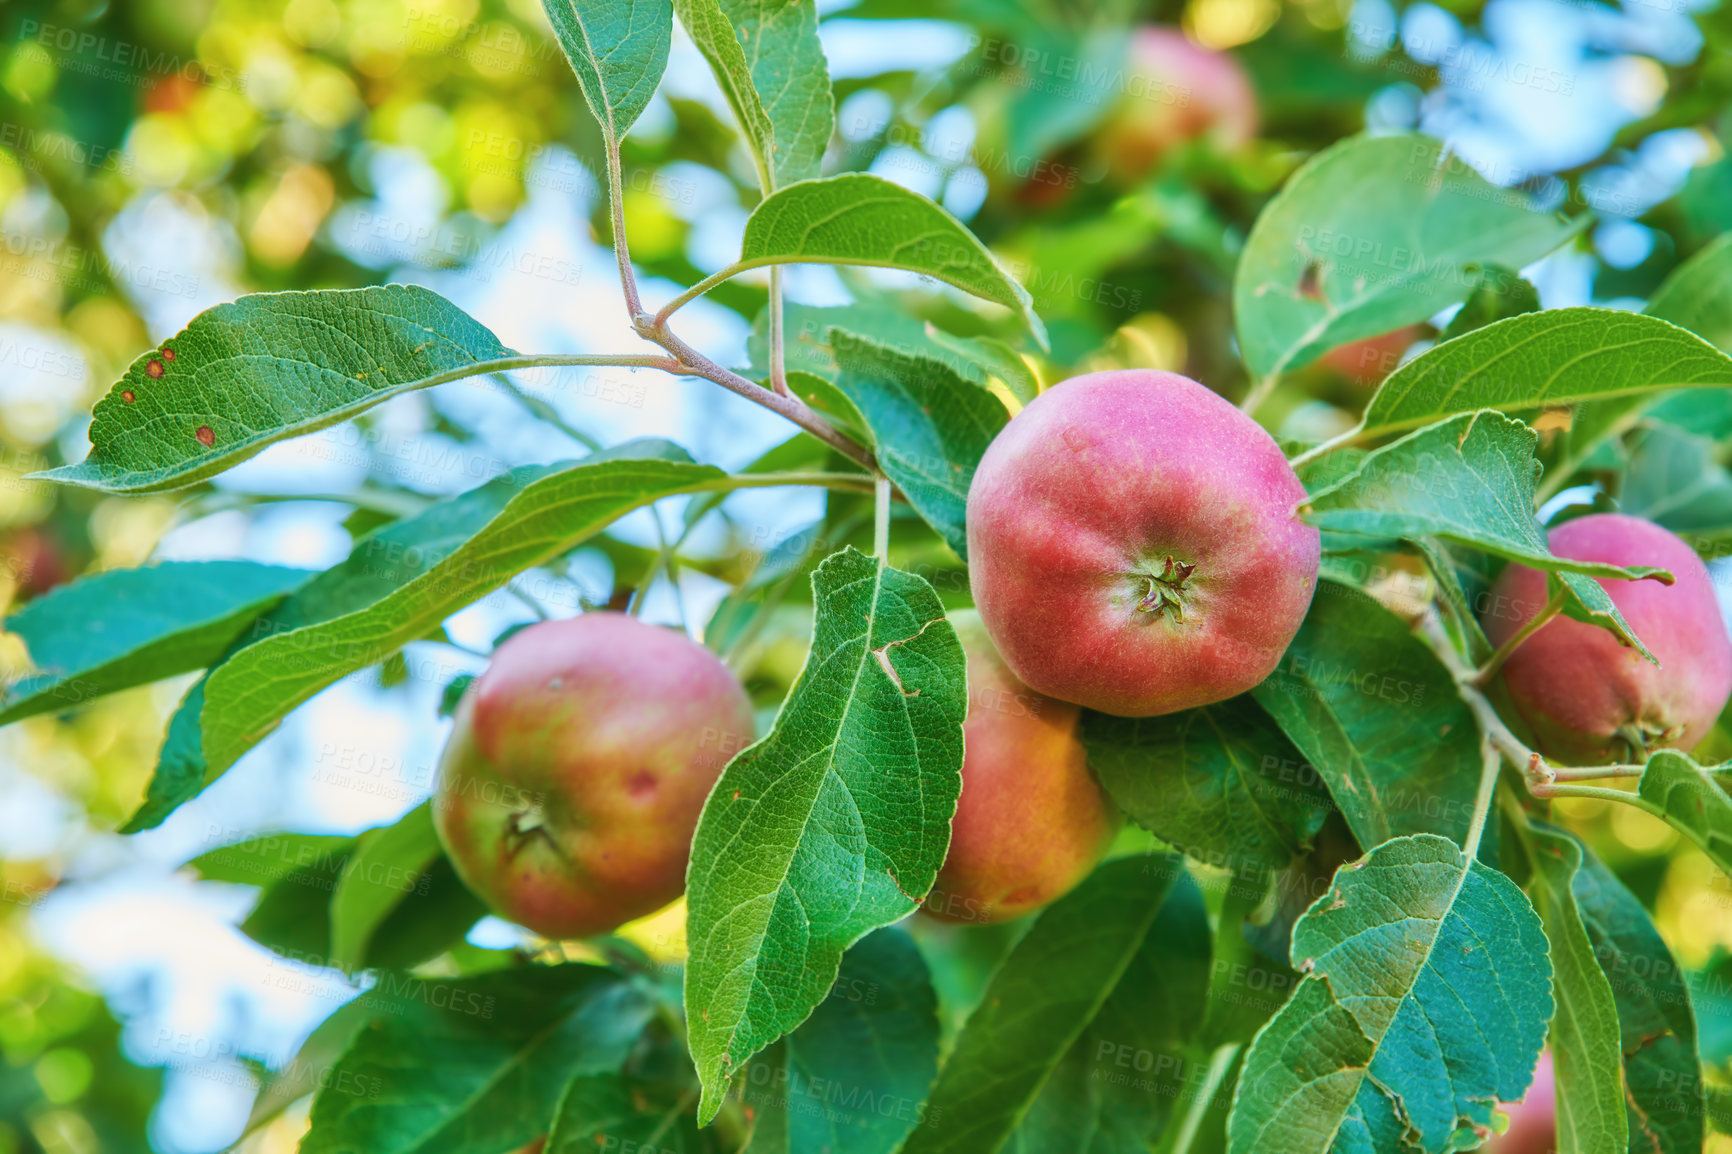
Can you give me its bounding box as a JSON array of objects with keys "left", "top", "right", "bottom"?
[{"left": 431, "top": 368, "right": 1732, "bottom": 941}]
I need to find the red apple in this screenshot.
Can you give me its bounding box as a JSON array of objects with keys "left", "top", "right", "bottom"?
[
  {"left": 966, "top": 369, "right": 1320, "bottom": 717},
  {"left": 1484, "top": 513, "right": 1732, "bottom": 764},
  {"left": 923, "top": 610, "right": 1119, "bottom": 925},
  {"left": 1095, "top": 26, "right": 1258, "bottom": 183},
  {"left": 433, "top": 613, "right": 754, "bottom": 938}
]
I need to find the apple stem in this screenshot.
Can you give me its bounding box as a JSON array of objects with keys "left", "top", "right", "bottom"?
[
  {"left": 1461, "top": 742, "right": 1502, "bottom": 862},
  {"left": 605, "top": 143, "right": 645, "bottom": 321},
  {"left": 1469, "top": 590, "right": 1565, "bottom": 686},
  {"left": 1286, "top": 424, "right": 1364, "bottom": 470},
  {"left": 1238, "top": 370, "right": 1280, "bottom": 416},
  {"left": 1529, "top": 781, "right": 1668, "bottom": 818},
  {"left": 768, "top": 266, "right": 790, "bottom": 398},
  {"left": 652, "top": 260, "right": 749, "bottom": 326},
  {"left": 873, "top": 477, "right": 891, "bottom": 558},
  {"left": 628, "top": 505, "right": 681, "bottom": 620},
  {"left": 1417, "top": 605, "right": 1671, "bottom": 826},
  {"left": 596, "top": 139, "right": 877, "bottom": 472},
  {"left": 1549, "top": 762, "right": 1647, "bottom": 782},
  {"left": 644, "top": 320, "right": 879, "bottom": 472}
]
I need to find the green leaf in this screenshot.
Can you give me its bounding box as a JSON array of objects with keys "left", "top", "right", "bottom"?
[
  {"left": 228, "top": 828, "right": 481, "bottom": 970},
  {"left": 739, "top": 174, "right": 1047, "bottom": 348},
  {"left": 549, "top": 1070, "right": 714, "bottom": 1154},
  {"left": 541, "top": 0, "right": 673, "bottom": 144},
  {"left": 1619, "top": 423, "right": 1732, "bottom": 539},
  {"left": 301, "top": 964, "right": 656, "bottom": 1154},
  {"left": 899, "top": 855, "right": 1187, "bottom": 1154},
  {"left": 1437, "top": 266, "right": 1539, "bottom": 341},
  {"left": 1523, "top": 822, "right": 1628, "bottom": 1154},
  {"left": 198, "top": 447, "right": 724, "bottom": 782},
  {"left": 1303, "top": 410, "right": 1666, "bottom": 656},
  {"left": 1351, "top": 308, "right": 1732, "bottom": 442},
  {"left": 998, "top": 29, "right": 1124, "bottom": 166},
  {"left": 1571, "top": 834, "right": 1704, "bottom": 1153},
  {"left": 1083, "top": 697, "right": 1334, "bottom": 872},
  {"left": 329, "top": 802, "right": 442, "bottom": 974},
  {"left": 743, "top": 927, "right": 940, "bottom": 1154},
  {"left": 238, "top": 843, "right": 354, "bottom": 959},
  {"left": 1005, "top": 874, "right": 1213, "bottom": 1154},
  {"left": 830, "top": 331, "right": 1010, "bottom": 559},
  {"left": 1647, "top": 388, "right": 1732, "bottom": 441},
  {"left": 122, "top": 673, "right": 210, "bottom": 832},
  {"left": 673, "top": 0, "right": 777, "bottom": 189},
  {"left": 1545, "top": 234, "right": 1732, "bottom": 485},
  {"left": 190, "top": 831, "right": 354, "bottom": 887},
  {"left": 1648, "top": 232, "right": 1732, "bottom": 352},
  {"left": 243, "top": 998, "right": 377, "bottom": 1139},
  {"left": 1227, "top": 834, "right": 1553, "bottom": 1154},
  {"left": 1411, "top": 537, "right": 1495, "bottom": 664},
  {"left": 927, "top": 331, "right": 1039, "bottom": 407},
  {"left": 751, "top": 301, "right": 1037, "bottom": 403},
  {"left": 1214, "top": 870, "right": 1308, "bottom": 1051},
  {"left": 785, "top": 369, "right": 874, "bottom": 447},
  {"left": 36, "top": 287, "right": 513, "bottom": 494},
  {"left": 682, "top": 0, "right": 832, "bottom": 190},
  {"left": 437, "top": 673, "right": 475, "bottom": 719},
  {"left": 1638, "top": 750, "right": 1732, "bottom": 877},
  {"left": 1233, "top": 133, "right": 1582, "bottom": 379},
  {"left": 683, "top": 547, "right": 964, "bottom": 1123},
  {"left": 1252, "top": 582, "right": 1481, "bottom": 850},
  {"left": 0, "top": 562, "right": 306, "bottom": 727},
  {"left": 546, "top": 1016, "right": 719, "bottom": 1154},
  {"left": 364, "top": 854, "right": 489, "bottom": 972}
]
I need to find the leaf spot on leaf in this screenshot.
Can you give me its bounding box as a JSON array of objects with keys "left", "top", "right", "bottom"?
[
  {"left": 884, "top": 866, "right": 921, "bottom": 905},
  {"left": 121, "top": 390, "right": 135, "bottom": 403},
  {"left": 161, "top": 347, "right": 176, "bottom": 361},
  {"left": 873, "top": 646, "right": 918, "bottom": 694},
  {"left": 196, "top": 426, "right": 215, "bottom": 447},
  {"left": 1298, "top": 261, "right": 1326, "bottom": 301},
  {"left": 146, "top": 359, "right": 165, "bottom": 379},
  {"left": 872, "top": 616, "right": 948, "bottom": 696}
]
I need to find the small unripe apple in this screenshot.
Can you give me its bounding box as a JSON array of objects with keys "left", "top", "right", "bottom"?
[
  {"left": 3, "top": 527, "right": 69, "bottom": 597},
  {"left": 433, "top": 613, "right": 754, "bottom": 939},
  {"left": 1094, "top": 26, "right": 1258, "bottom": 183},
  {"left": 1484, "top": 513, "right": 1732, "bottom": 763},
  {"left": 966, "top": 369, "right": 1320, "bottom": 718},
  {"left": 923, "top": 610, "right": 1119, "bottom": 925}
]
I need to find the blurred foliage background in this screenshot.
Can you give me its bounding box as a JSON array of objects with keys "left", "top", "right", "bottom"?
[{"left": 0, "top": 0, "right": 1730, "bottom": 1148}]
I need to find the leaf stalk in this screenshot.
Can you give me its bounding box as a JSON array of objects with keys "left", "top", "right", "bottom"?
[
  {"left": 1417, "top": 605, "right": 1661, "bottom": 818},
  {"left": 1470, "top": 590, "right": 1565, "bottom": 686}
]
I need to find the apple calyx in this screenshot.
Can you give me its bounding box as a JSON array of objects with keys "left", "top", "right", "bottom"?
[
  {"left": 504, "top": 807, "right": 551, "bottom": 851},
  {"left": 1612, "top": 719, "right": 1685, "bottom": 761},
  {"left": 1136, "top": 555, "right": 1197, "bottom": 623}
]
